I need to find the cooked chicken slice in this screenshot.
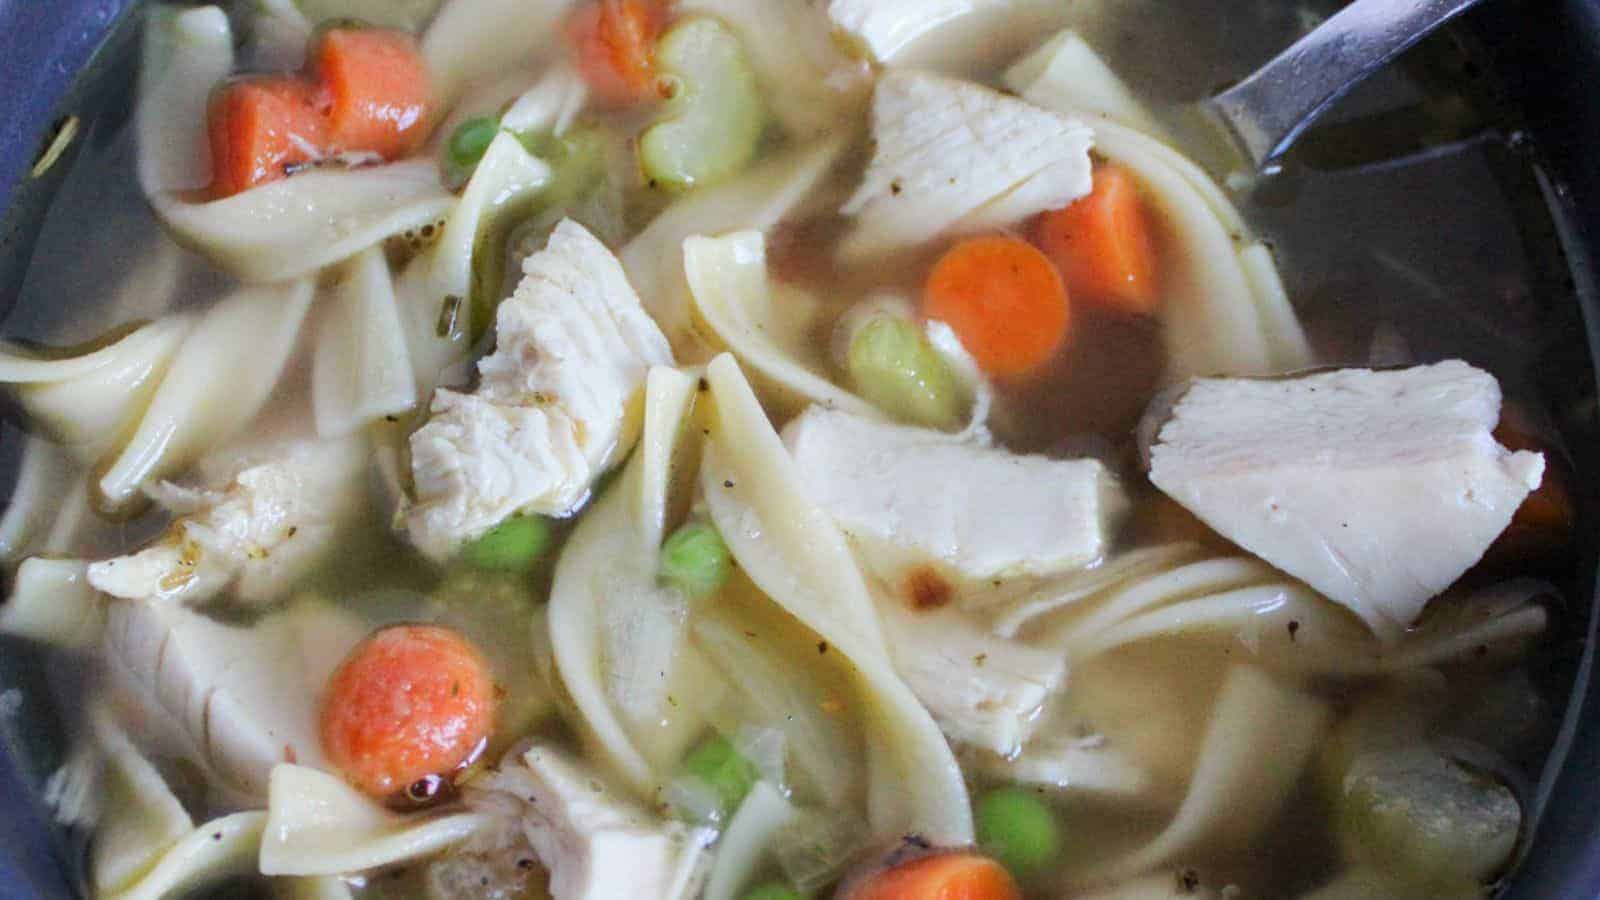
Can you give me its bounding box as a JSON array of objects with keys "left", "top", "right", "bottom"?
[
  {"left": 783, "top": 407, "right": 1127, "bottom": 584},
  {"left": 100, "top": 600, "right": 366, "bottom": 802},
  {"left": 87, "top": 437, "right": 364, "bottom": 607},
  {"left": 839, "top": 70, "right": 1093, "bottom": 261},
  {"left": 877, "top": 600, "right": 1065, "bottom": 756},
  {"left": 827, "top": 0, "right": 1006, "bottom": 63},
  {"left": 1144, "top": 361, "right": 1545, "bottom": 639},
  {"left": 407, "top": 219, "right": 672, "bottom": 561},
  {"left": 483, "top": 744, "right": 711, "bottom": 900}
]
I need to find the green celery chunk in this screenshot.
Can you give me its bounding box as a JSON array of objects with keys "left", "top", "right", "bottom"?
[
  {"left": 460, "top": 514, "right": 553, "bottom": 573},
  {"left": 682, "top": 734, "right": 760, "bottom": 819},
  {"left": 975, "top": 785, "right": 1063, "bottom": 876},
  {"left": 846, "top": 315, "right": 967, "bottom": 430},
  {"left": 639, "top": 17, "right": 768, "bottom": 192},
  {"left": 1335, "top": 746, "right": 1521, "bottom": 891},
  {"left": 659, "top": 520, "right": 732, "bottom": 599}
]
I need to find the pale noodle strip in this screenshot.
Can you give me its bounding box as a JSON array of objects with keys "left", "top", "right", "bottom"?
[
  {"left": 700, "top": 354, "right": 973, "bottom": 844},
  {"left": 423, "top": 0, "right": 576, "bottom": 112},
  {"left": 260, "top": 764, "right": 487, "bottom": 877},
  {"left": 549, "top": 367, "right": 722, "bottom": 797},
  {"left": 98, "top": 280, "right": 314, "bottom": 511},
  {"left": 312, "top": 247, "right": 419, "bottom": 438},
  {"left": 622, "top": 137, "right": 845, "bottom": 350},
  {"left": 1079, "top": 665, "right": 1330, "bottom": 885}
]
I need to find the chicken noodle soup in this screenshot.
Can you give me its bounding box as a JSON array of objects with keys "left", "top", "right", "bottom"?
[{"left": 0, "top": 1, "right": 1576, "bottom": 898}]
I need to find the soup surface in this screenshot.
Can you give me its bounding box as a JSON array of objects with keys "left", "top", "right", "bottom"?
[{"left": 0, "top": 2, "right": 1587, "bottom": 899}]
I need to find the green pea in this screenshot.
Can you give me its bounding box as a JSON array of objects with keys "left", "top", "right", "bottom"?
[
  {"left": 682, "top": 734, "right": 759, "bottom": 818},
  {"left": 741, "top": 883, "right": 804, "bottom": 900},
  {"left": 846, "top": 316, "right": 967, "bottom": 431},
  {"left": 460, "top": 514, "right": 552, "bottom": 573},
  {"left": 659, "top": 520, "right": 732, "bottom": 599},
  {"left": 975, "top": 786, "right": 1062, "bottom": 876},
  {"left": 447, "top": 116, "right": 500, "bottom": 172}
]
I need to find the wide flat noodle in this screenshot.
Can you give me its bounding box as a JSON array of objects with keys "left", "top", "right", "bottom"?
[
  {"left": 1005, "top": 34, "right": 1313, "bottom": 377},
  {"left": 153, "top": 163, "right": 454, "bottom": 284},
  {"left": 700, "top": 354, "right": 972, "bottom": 844},
  {"left": 14, "top": 316, "right": 194, "bottom": 456},
  {"left": 83, "top": 708, "right": 267, "bottom": 900},
  {"left": 0, "top": 557, "right": 102, "bottom": 648},
  {"left": 622, "top": 138, "right": 845, "bottom": 351},
  {"left": 137, "top": 5, "right": 229, "bottom": 196},
  {"left": 108, "top": 812, "right": 266, "bottom": 900},
  {"left": 499, "top": 63, "right": 589, "bottom": 136},
  {"left": 1081, "top": 665, "right": 1329, "bottom": 885},
  {"left": 260, "top": 764, "right": 488, "bottom": 876},
  {"left": 423, "top": 0, "right": 577, "bottom": 111},
  {"left": 313, "top": 247, "right": 419, "bottom": 438},
  {"left": 686, "top": 232, "right": 877, "bottom": 420},
  {"left": 398, "top": 132, "right": 551, "bottom": 393},
  {"left": 99, "top": 280, "right": 313, "bottom": 511},
  {"left": 138, "top": 8, "right": 453, "bottom": 282},
  {"left": 548, "top": 366, "right": 719, "bottom": 797},
  {"left": 702, "top": 781, "right": 799, "bottom": 900},
  {"left": 1011, "top": 544, "right": 1549, "bottom": 679},
  {"left": 979, "top": 542, "right": 1206, "bottom": 637},
  {"left": 0, "top": 435, "right": 76, "bottom": 560},
  {"left": 1052, "top": 557, "right": 1279, "bottom": 653}
]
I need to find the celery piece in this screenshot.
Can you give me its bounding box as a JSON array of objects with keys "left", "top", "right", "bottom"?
[
  {"left": 639, "top": 17, "right": 768, "bottom": 193},
  {"left": 846, "top": 315, "right": 967, "bottom": 430},
  {"left": 1336, "top": 746, "right": 1521, "bottom": 891}
]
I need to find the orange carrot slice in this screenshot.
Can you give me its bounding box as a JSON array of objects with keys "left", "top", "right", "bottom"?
[
  {"left": 1033, "top": 165, "right": 1162, "bottom": 315},
  {"left": 206, "top": 77, "right": 327, "bottom": 198},
  {"left": 312, "top": 27, "right": 432, "bottom": 160},
  {"left": 320, "top": 624, "right": 497, "bottom": 802},
  {"left": 845, "top": 852, "right": 1023, "bottom": 900},
  {"left": 565, "top": 0, "right": 668, "bottom": 108},
  {"left": 924, "top": 234, "right": 1071, "bottom": 378}
]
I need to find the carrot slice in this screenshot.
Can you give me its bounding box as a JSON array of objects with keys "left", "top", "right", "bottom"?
[
  {"left": 312, "top": 27, "right": 432, "bottom": 160},
  {"left": 924, "top": 234, "right": 1071, "bottom": 378},
  {"left": 320, "top": 624, "right": 497, "bottom": 802},
  {"left": 565, "top": 0, "right": 667, "bottom": 108},
  {"left": 845, "top": 852, "right": 1022, "bottom": 900},
  {"left": 1033, "top": 165, "right": 1162, "bottom": 315},
  {"left": 206, "top": 77, "right": 328, "bottom": 198}
]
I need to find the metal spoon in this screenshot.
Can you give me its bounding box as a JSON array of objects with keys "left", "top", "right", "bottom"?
[{"left": 1207, "top": 0, "right": 1493, "bottom": 171}]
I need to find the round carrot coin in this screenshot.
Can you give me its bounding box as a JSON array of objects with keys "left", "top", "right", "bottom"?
[{"left": 320, "top": 624, "right": 496, "bottom": 801}]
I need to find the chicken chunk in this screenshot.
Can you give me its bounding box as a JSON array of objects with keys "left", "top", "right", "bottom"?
[
  {"left": 407, "top": 219, "right": 673, "bottom": 560},
  {"left": 839, "top": 70, "right": 1093, "bottom": 261},
  {"left": 490, "top": 744, "right": 711, "bottom": 900},
  {"left": 87, "top": 437, "right": 364, "bottom": 607},
  {"left": 1144, "top": 361, "right": 1545, "bottom": 639},
  {"left": 100, "top": 600, "right": 366, "bottom": 801},
  {"left": 783, "top": 407, "right": 1127, "bottom": 584},
  {"left": 828, "top": 0, "right": 1008, "bottom": 62},
  {"left": 877, "top": 600, "right": 1066, "bottom": 756}
]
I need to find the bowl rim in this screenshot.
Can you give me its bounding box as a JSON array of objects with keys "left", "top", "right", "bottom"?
[{"left": 3, "top": 2, "right": 1600, "bottom": 898}]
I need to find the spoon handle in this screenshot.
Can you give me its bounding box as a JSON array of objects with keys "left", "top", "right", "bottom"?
[{"left": 1208, "top": 0, "right": 1492, "bottom": 170}]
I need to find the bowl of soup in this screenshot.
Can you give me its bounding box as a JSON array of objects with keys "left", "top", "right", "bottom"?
[{"left": 2, "top": 1, "right": 1600, "bottom": 898}]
